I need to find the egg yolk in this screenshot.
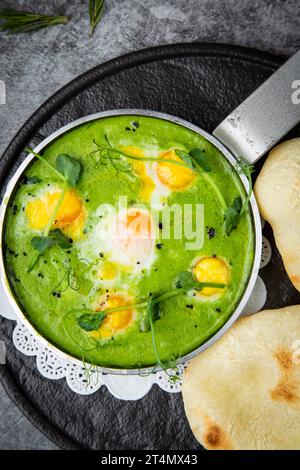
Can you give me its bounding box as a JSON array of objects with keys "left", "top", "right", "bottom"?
[
  {"left": 98, "top": 263, "right": 117, "bottom": 281},
  {"left": 121, "top": 146, "right": 155, "bottom": 202},
  {"left": 156, "top": 149, "right": 195, "bottom": 190},
  {"left": 26, "top": 189, "right": 84, "bottom": 237},
  {"left": 90, "top": 294, "right": 134, "bottom": 339},
  {"left": 193, "top": 256, "right": 230, "bottom": 297}
]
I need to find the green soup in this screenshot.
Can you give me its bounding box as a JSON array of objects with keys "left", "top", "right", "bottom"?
[{"left": 4, "top": 115, "right": 254, "bottom": 368}]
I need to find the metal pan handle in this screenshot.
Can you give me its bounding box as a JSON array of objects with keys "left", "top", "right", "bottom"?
[{"left": 213, "top": 50, "right": 300, "bottom": 164}]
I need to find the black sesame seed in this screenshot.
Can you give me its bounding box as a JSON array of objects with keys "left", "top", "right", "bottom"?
[
  {"left": 99, "top": 253, "right": 104, "bottom": 258},
  {"left": 216, "top": 308, "right": 221, "bottom": 313},
  {"left": 23, "top": 252, "right": 27, "bottom": 256},
  {"left": 186, "top": 304, "right": 194, "bottom": 309},
  {"left": 132, "top": 121, "right": 139, "bottom": 128},
  {"left": 207, "top": 227, "right": 216, "bottom": 239},
  {"left": 125, "top": 127, "right": 131, "bottom": 131},
  {"left": 158, "top": 222, "right": 163, "bottom": 230},
  {"left": 85, "top": 199, "right": 90, "bottom": 203},
  {"left": 156, "top": 243, "right": 163, "bottom": 249}
]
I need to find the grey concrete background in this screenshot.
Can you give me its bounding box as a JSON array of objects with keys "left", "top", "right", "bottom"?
[{"left": 0, "top": 0, "right": 299, "bottom": 450}]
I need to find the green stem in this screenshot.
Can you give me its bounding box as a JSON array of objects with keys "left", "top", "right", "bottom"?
[
  {"left": 201, "top": 171, "right": 227, "bottom": 212},
  {"left": 43, "top": 182, "right": 67, "bottom": 236},
  {"left": 148, "top": 304, "right": 163, "bottom": 369},
  {"left": 25, "top": 147, "right": 66, "bottom": 182},
  {"left": 108, "top": 150, "right": 193, "bottom": 169},
  {"left": 27, "top": 181, "right": 67, "bottom": 272},
  {"left": 75, "top": 281, "right": 226, "bottom": 317}
]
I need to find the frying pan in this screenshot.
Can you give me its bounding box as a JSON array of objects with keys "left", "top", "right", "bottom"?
[{"left": 0, "top": 50, "right": 299, "bottom": 374}]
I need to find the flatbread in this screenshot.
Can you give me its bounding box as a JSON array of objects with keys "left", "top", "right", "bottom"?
[
  {"left": 254, "top": 138, "right": 300, "bottom": 291},
  {"left": 182, "top": 305, "right": 300, "bottom": 450}
]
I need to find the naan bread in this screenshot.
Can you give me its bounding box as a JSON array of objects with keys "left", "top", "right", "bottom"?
[
  {"left": 182, "top": 305, "right": 300, "bottom": 450},
  {"left": 254, "top": 138, "right": 300, "bottom": 291}
]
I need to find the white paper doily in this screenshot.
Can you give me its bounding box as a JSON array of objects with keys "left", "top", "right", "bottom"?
[{"left": 0, "top": 235, "right": 271, "bottom": 400}]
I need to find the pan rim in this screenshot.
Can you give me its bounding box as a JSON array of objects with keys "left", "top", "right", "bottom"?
[{"left": 0, "top": 109, "right": 262, "bottom": 375}]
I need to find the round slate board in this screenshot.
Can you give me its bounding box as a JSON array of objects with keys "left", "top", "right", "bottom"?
[{"left": 1, "top": 43, "right": 300, "bottom": 450}]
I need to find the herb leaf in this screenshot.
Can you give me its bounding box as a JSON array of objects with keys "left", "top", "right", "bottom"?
[
  {"left": 89, "top": 0, "right": 105, "bottom": 36},
  {"left": 189, "top": 148, "right": 211, "bottom": 172},
  {"left": 31, "top": 235, "right": 56, "bottom": 255},
  {"left": 0, "top": 9, "right": 69, "bottom": 34},
  {"left": 225, "top": 158, "right": 254, "bottom": 235},
  {"left": 56, "top": 154, "right": 82, "bottom": 186},
  {"left": 175, "top": 150, "right": 194, "bottom": 169},
  {"left": 224, "top": 200, "right": 241, "bottom": 235},
  {"left": 175, "top": 271, "right": 198, "bottom": 290},
  {"left": 28, "top": 230, "right": 72, "bottom": 272},
  {"left": 78, "top": 311, "right": 106, "bottom": 332},
  {"left": 48, "top": 229, "right": 72, "bottom": 249},
  {"left": 30, "top": 229, "right": 71, "bottom": 256}
]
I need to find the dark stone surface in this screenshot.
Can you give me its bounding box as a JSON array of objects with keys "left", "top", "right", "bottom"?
[{"left": 0, "top": 0, "right": 299, "bottom": 452}]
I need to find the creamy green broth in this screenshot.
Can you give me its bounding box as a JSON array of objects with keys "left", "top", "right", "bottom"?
[{"left": 4, "top": 116, "right": 254, "bottom": 368}]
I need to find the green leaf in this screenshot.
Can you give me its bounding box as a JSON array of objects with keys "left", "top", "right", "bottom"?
[
  {"left": 31, "top": 236, "right": 55, "bottom": 255},
  {"left": 175, "top": 271, "right": 199, "bottom": 290},
  {"left": 49, "top": 229, "right": 72, "bottom": 249},
  {"left": 175, "top": 149, "right": 194, "bottom": 169},
  {"left": 56, "top": 154, "right": 81, "bottom": 186},
  {"left": 224, "top": 197, "right": 242, "bottom": 235},
  {"left": 31, "top": 229, "right": 72, "bottom": 255},
  {"left": 189, "top": 148, "right": 211, "bottom": 172},
  {"left": 77, "top": 311, "right": 106, "bottom": 332},
  {"left": 89, "top": 0, "right": 105, "bottom": 36}
]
